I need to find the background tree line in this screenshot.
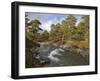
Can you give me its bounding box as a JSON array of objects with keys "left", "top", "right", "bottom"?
[{"left": 26, "top": 14, "right": 89, "bottom": 46}]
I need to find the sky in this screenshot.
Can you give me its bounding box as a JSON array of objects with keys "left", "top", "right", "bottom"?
[{"left": 26, "top": 12, "right": 84, "bottom": 32}]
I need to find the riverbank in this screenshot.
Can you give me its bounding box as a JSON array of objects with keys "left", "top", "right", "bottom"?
[{"left": 26, "top": 41, "right": 89, "bottom": 68}]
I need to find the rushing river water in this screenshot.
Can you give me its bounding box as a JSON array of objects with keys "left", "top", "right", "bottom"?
[{"left": 33, "top": 42, "right": 89, "bottom": 67}]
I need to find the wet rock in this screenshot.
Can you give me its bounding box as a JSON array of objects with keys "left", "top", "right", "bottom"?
[{"left": 39, "top": 58, "right": 50, "bottom": 65}]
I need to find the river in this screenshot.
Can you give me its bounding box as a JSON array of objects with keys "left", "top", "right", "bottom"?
[{"left": 33, "top": 42, "right": 89, "bottom": 67}]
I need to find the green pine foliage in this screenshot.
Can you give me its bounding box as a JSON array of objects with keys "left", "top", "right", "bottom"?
[{"left": 25, "top": 14, "right": 89, "bottom": 68}]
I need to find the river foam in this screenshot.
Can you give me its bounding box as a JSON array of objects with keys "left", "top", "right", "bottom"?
[{"left": 48, "top": 48, "right": 64, "bottom": 62}]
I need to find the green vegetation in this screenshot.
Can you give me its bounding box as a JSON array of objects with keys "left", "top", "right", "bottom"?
[{"left": 25, "top": 14, "right": 89, "bottom": 68}]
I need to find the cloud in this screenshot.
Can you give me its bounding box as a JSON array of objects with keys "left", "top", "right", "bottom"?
[
  {"left": 40, "top": 17, "right": 65, "bottom": 32},
  {"left": 26, "top": 12, "right": 52, "bottom": 22},
  {"left": 40, "top": 20, "right": 52, "bottom": 31}
]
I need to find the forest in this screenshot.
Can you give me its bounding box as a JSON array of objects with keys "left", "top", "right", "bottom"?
[{"left": 25, "top": 13, "right": 89, "bottom": 68}]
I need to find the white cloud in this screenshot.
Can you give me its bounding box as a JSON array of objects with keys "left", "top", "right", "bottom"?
[
  {"left": 40, "top": 17, "right": 65, "bottom": 32},
  {"left": 40, "top": 20, "right": 52, "bottom": 31}
]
